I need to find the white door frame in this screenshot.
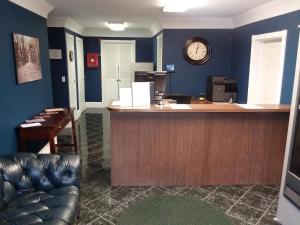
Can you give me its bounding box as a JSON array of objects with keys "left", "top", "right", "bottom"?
[
  {"left": 247, "top": 30, "right": 287, "bottom": 104},
  {"left": 156, "top": 33, "right": 163, "bottom": 71},
  {"left": 65, "top": 33, "right": 80, "bottom": 119},
  {"left": 100, "top": 40, "right": 136, "bottom": 106},
  {"left": 277, "top": 27, "right": 300, "bottom": 225},
  {"left": 75, "top": 36, "right": 86, "bottom": 114}
]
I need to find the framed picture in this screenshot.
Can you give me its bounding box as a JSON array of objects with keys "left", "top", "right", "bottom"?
[{"left": 13, "top": 33, "right": 42, "bottom": 84}]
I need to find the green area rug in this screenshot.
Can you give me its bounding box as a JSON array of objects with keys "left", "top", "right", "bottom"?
[{"left": 117, "top": 195, "right": 233, "bottom": 225}]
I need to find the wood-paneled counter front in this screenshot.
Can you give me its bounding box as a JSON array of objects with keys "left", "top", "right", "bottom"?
[{"left": 108, "top": 104, "right": 290, "bottom": 186}]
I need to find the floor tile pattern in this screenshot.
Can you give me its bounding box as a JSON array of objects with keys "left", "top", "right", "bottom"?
[{"left": 57, "top": 109, "right": 281, "bottom": 225}]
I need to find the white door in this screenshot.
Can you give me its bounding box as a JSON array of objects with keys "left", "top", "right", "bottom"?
[
  {"left": 66, "top": 33, "right": 79, "bottom": 117},
  {"left": 119, "top": 43, "right": 135, "bottom": 88},
  {"left": 248, "top": 30, "right": 287, "bottom": 104},
  {"left": 259, "top": 41, "right": 282, "bottom": 103},
  {"left": 157, "top": 33, "right": 163, "bottom": 71},
  {"left": 101, "top": 40, "right": 135, "bottom": 106},
  {"left": 76, "top": 37, "right": 86, "bottom": 113},
  {"left": 102, "top": 43, "right": 119, "bottom": 106}
]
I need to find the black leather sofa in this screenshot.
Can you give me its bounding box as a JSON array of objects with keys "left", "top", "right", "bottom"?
[{"left": 0, "top": 153, "right": 80, "bottom": 225}]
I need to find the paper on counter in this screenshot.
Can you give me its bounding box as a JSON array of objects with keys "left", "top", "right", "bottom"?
[
  {"left": 21, "top": 123, "right": 42, "bottom": 128},
  {"left": 111, "top": 101, "right": 121, "bottom": 106},
  {"left": 236, "top": 104, "right": 264, "bottom": 109},
  {"left": 119, "top": 88, "right": 132, "bottom": 106},
  {"left": 45, "top": 108, "right": 64, "bottom": 112},
  {"left": 132, "top": 82, "right": 151, "bottom": 106},
  {"left": 169, "top": 104, "right": 191, "bottom": 109}
]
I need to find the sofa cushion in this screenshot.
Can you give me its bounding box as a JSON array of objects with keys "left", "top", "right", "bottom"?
[
  {"left": 0, "top": 153, "right": 80, "bottom": 205},
  {"left": 0, "top": 186, "right": 79, "bottom": 225}
]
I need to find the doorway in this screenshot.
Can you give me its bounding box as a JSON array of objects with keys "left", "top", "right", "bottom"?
[
  {"left": 66, "top": 33, "right": 78, "bottom": 116},
  {"left": 247, "top": 30, "right": 287, "bottom": 104},
  {"left": 101, "top": 40, "right": 136, "bottom": 106},
  {"left": 76, "top": 37, "right": 86, "bottom": 114},
  {"left": 66, "top": 33, "right": 86, "bottom": 119}
]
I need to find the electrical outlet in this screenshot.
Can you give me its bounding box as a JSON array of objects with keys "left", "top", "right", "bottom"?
[{"left": 62, "top": 76, "right": 66, "bottom": 83}]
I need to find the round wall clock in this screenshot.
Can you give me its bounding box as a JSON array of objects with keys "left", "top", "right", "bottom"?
[{"left": 183, "top": 37, "right": 211, "bottom": 65}]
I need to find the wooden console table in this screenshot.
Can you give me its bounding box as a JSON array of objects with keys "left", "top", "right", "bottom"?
[{"left": 18, "top": 108, "right": 78, "bottom": 154}]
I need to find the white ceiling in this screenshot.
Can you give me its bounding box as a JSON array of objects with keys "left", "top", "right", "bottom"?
[
  {"left": 11, "top": 0, "right": 297, "bottom": 36},
  {"left": 46, "top": 0, "right": 276, "bottom": 30}
]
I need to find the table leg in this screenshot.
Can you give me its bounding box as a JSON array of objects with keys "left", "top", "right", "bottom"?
[
  {"left": 19, "top": 138, "right": 27, "bottom": 152},
  {"left": 49, "top": 131, "right": 56, "bottom": 154},
  {"left": 71, "top": 112, "right": 78, "bottom": 154}
]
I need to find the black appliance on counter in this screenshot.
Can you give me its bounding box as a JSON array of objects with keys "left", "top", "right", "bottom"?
[
  {"left": 135, "top": 71, "right": 167, "bottom": 104},
  {"left": 206, "top": 76, "right": 238, "bottom": 102},
  {"left": 284, "top": 103, "right": 300, "bottom": 208}
]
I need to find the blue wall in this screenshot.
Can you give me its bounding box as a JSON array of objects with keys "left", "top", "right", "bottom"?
[
  {"left": 48, "top": 27, "right": 69, "bottom": 107},
  {"left": 163, "top": 29, "right": 233, "bottom": 96},
  {"left": 83, "top": 37, "right": 101, "bottom": 102},
  {"left": 48, "top": 28, "right": 83, "bottom": 108},
  {"left": 0, "top": 1, "right": 53, "bottom": 155},
  {"left": 84, "top": 37, "right": 154, "bottom": 102},
  {"left": 231, "top": 10, "right": 300, "bottom": 103},
  {"left": 47, "top": 11, "right": 300, "bottom": 104}
]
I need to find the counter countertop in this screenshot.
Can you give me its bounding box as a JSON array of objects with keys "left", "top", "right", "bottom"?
[{"left": 107, "top": 103, "right": 290, "bottom": 113}]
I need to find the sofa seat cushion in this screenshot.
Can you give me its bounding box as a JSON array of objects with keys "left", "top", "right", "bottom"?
[{"left": 0, "top": 186, "right": 79, "bottom": 225}]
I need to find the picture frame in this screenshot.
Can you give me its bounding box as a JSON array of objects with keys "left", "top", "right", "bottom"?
[{"left": 13, "top": 33, "right": 42, "bottom": 84}]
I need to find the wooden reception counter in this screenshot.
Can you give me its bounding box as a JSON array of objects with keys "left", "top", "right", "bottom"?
[{"left": 108, "top": 103, "right": 290, "bottom": 186}]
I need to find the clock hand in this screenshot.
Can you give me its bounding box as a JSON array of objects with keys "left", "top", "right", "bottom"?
[{"left": 196, "top": 46, "right": 199, "bottom": 54}]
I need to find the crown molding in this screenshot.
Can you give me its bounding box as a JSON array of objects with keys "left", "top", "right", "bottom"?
[
  {"left": 8, "top": 0, "right": 54, "bottom": 18},
  {"left": 233, "top": 0, "right": 300, "bottom": 28},
  {"left": 30, "top": 0, "right": 300, "bottom": 37},
  {"left": 160, "top": 17, "right": 234, "bottom": 29},
  {"left": 83, "top": 28, "right": 153, "bottom": 38},
  {"left": 150, "top": 22, "right": 163, "bottom": 36},
  {"left": 47, "top": 17, "right": 84, "bottom": 35}
]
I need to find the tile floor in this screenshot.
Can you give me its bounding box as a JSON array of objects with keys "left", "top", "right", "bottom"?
[{"left": 57, "top": 109, "right": 281, "bottom": 225}]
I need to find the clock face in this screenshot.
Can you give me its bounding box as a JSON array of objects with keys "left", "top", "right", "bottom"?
[
  {"left": 187, "top": 42, "right": 208, "bottom": 61},
  {"left": 183, "top": 37, "right": 211, "bottom": 65}
]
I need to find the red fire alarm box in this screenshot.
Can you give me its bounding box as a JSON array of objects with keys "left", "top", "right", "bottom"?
[{"left": 87, "top": 53, "right": 99, "bottom": 68}]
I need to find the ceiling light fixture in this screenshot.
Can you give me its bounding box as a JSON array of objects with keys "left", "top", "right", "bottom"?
[
  {"left": 107, "top": 22, "right": 126, "bottom": 31},
  {"left": 163, "top": 0, "right": 206, "bottom": 13}
]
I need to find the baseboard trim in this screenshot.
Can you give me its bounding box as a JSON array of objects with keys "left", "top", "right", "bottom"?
[{"left": 86, "top": 102, "right": 105, "bottom": 108}]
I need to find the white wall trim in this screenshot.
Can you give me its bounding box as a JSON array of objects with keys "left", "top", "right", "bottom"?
[
  {"left": 101, "top": 40, "right": 136, "bottom": 44},
  {"left": 160, "top": 17, "right": 234, "bottom": 29},
  {"left": 142, "top": 0, "right": 300, "bottom": 33},
  {"left": 252, "top": 30, "right": 288, "bottom": 41},
  {"left": 83, "top": 28, "right": 152, "bottom": 37},
  {"left": 150, "top": 22, "right": 163, "bottom": 36},
  {"left": 8, "top": 0, "right": 54, "bottom": 18},
  {"left": 86, "top": 102, "right": 106, "bottom": 108},
  {"left": 47, "top": 17, "right": 84, "bottom": 35},
  {"left": 233, "top": 0, "right": 300, "bottom": 28},
  {"left": 11, "top": 0, "right": 300, "bottom": 34}
]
